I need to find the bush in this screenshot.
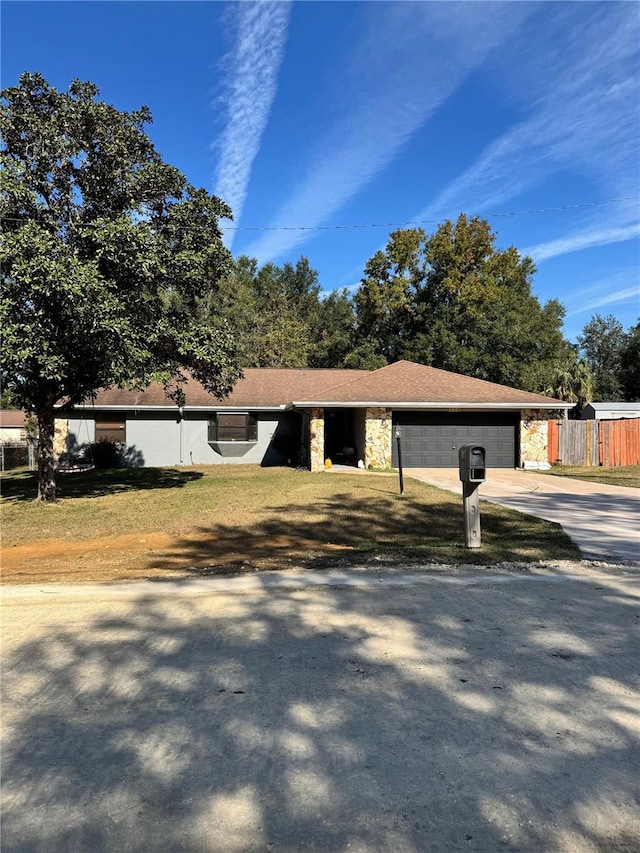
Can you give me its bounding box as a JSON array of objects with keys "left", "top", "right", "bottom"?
[{"left": 90, "top": 440, "right": 123, "bottom": 469}]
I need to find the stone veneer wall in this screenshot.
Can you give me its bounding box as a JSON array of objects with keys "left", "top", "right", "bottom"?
[
  {"left": 520, "top": 409, "right": 550, "bottom": 468},
  {"left": 53, "top": 418, "right": 69, "bottom": 461},
  {"left": 365, "top": 407, "right": 392, "bottom": 469},
  {"left": 309, "top": 408, "right": 325, "bottom": 472}
]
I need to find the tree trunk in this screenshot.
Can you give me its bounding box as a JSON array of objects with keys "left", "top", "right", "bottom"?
[{"left": 36, "top": 405, "right": 57, "bottom": 501}]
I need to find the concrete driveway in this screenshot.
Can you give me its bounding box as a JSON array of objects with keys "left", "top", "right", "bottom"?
[
  {"left": 2, "top": 568, "right": 640, "bottom": 852},
  {"left": 408, "top": 469, "right": 640, "bottom": 563}
]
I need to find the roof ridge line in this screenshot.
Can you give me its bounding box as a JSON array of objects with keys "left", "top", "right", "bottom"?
[{"left": 306, "top": 362, "right": 388, "bottom": 396}]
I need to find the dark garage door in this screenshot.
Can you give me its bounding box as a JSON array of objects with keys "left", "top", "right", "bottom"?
[{"left": 392, "top": 412, "right": 518, "bottom": 468}]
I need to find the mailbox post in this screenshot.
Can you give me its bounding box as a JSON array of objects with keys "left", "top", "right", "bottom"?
[
  {"left": 395, "top": 429, "right": 404, "bottom": 495},
  {"left": 458, "top": 444, "right": 486, "bottom": 549}
]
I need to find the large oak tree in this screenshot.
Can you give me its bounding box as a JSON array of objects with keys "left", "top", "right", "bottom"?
[
  {"left": 1, "top": 73, "right": 241, "bottom": 500},
  {"left": 354, "top": 215, "right": 570, "bottom": 391}
]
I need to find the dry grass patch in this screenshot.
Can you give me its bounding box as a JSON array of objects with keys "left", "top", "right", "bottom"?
[{"left": 1, "top": 465, "right": 580, "bottom": 583}]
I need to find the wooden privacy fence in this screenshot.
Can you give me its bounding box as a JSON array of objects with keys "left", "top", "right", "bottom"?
[{"left": 548, "top": 418, "right": 640, "bottom": 467}]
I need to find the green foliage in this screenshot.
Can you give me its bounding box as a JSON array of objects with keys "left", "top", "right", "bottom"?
[
  {"left": 90, "top": 439, "right": 123, "bottom": 470},
  {"left": 545, "top": 353, "right": 594, "bottom": 417},
  {"left": 212, "top": 256, "right": 310, "bottom": 367},
  {"left": 0, "top": 386, "right": 17, "bottom": 409},
  {"left": 355, "top": 228, "right": 425, "bottom": 364},
  {"left": 24, "top": 413, "right": 38, "bottom": 439},
  {"left": 308, "top": 288, "right": 357, "bottom": 369},
  {"left": 1, "top": 72, "right": 241, "bottom": 499},
  {"left": 619, "top": 319, "right": 640, "bottom": 401},
  {"left": 343, "top": 340, "right": 388, "bottom": 371},
  {"left": 577, "top": 314, "right": 626, "bottom": 401},
  {"left": 354, "top": 215, "right": 570, "bottom": 391},
  {"left": 211, "top": 255, "right": 358, "bottom": 369}
]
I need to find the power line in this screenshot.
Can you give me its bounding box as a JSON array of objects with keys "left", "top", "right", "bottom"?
[
  {"left": 2, "top": 195, "right": 638, "bottom": 233},
  {"left": 222, "top": 196, "right": 640, "bottom": 231}
]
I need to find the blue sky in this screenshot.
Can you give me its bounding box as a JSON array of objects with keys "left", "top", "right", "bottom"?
[{"left": 2, "top": 0, "right": 639, "bottom": 342}]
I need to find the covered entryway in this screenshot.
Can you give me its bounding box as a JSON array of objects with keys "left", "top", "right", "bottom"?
[
  {"left": 324, "top": 408, "right": 363, "bottom": 466},
  {"left": 392, "top": 412, "right": 518, "bottom": 468}
]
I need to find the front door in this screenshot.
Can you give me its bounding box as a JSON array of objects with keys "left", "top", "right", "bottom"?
[{"left": 324, "top": 408, "right": 357, "bottom": 466}]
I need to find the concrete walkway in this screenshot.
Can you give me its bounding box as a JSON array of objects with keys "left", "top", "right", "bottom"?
[{"left": 408, "top": 468, "right": 640, "bottom": 563}]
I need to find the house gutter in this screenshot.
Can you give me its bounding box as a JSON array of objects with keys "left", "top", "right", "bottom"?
[
  {"left": 62, "top": 401, "right": 573, "bottom": 413},
  {"left": 286, "top": 401, "right": 574, "bottom": 411},
  {"left": 61, "top": 405, "right": 287, "bottom": 413}
]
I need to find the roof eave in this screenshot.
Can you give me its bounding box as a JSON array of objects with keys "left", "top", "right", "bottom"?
[
  {"left": 289, "top": 400, "right": 574, "bottom": 410},
  {"left": 63, "top": 404, "right": 286, "bottom": 412}
]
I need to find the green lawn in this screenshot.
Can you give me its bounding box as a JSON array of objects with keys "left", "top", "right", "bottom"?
[
  {"left": 1, "top": 465, "right": 581, "bottom": 583},
  {"left": 542, "top": 465, "right": 640, "bottom": 489}
]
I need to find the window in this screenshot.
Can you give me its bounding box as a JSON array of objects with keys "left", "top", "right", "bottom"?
[
  {"left": 208, "top": 413, "right": 257, "bottom": 442},
  {"left": 95, "top": 415, "right": 126, "bottom": 443}
]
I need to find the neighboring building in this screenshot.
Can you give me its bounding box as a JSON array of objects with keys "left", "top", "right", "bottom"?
[
  {"left": 59, "top": 361, "right": 572, "bottom": 471},
  {"left": 580, "top": 402, "right": 640, "bottom": 420},
  {"left": 0, "top": 410, "right": 27, "bottom": 444},
  {"left": 0, "top": 410, "right": 37, "bottom": 471}
]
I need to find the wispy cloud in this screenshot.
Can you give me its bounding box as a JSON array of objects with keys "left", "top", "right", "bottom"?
[
  {"left": 412, "top": 3, "right": 639, "bottom": 258},
  {"left": 577, "top": 285, "right": 639, "bottom": 313},
  {"left": 212, "top": 2, "right": 291, "bottom": 249},
  {"left": 244, "top": 2, "right": 532, "bottom": 263},
  {"left": 566, "top": 270, "right": 640, "bottom": 316},
  {"left": 320, "top": 282, "right": 359, "bottom": 299},
  {"left": 523, "top": 223, "right": 640, "bottom": 263}
]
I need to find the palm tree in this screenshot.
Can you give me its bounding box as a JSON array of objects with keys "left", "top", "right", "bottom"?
[{"left": 546, "top": 356, "right": 594, "bottom": 419}]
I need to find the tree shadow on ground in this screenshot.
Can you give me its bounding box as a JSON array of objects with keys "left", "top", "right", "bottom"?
[
  {"left": 147, "top": 492, "right": 580, "bottom": 575},
  {"left": 0, "top": 467, "right": 203, "bottom": 502},
  {"left": 2, "top": 573, "right": 638, "bottom": 851}
]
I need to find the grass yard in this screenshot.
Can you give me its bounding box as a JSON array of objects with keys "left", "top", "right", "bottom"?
[
  {"left": 1, "top": 465, "right": 580, "bottom": 584},
  {"left": 542, "top": 465, "right": 640, "bottom": 489}
]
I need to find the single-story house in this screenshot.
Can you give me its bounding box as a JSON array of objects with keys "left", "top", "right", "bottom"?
[
  {"left": 0, "top": 410, "right": 28, "bottom": 444},
  {"left": 0, "top": 410, "right": 37, "bottom": 471},
  {"left": 57, "top": 360, "right": 571, "bottom": 471},
  {"left": 580, "top": 402, "right": 640, "bottom": 420}
]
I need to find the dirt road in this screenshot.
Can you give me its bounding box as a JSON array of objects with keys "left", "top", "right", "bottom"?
[{"left": 2, "top": 566, "right": 639, "bottom": 852}]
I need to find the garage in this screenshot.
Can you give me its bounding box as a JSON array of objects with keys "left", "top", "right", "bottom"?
[{"left": 392, "top": 411, "right": 518, "bottom": 468}]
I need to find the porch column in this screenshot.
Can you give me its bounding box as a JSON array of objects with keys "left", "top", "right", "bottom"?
[
  {"left": 53, "top": 417, "right": 69, "bottom": 462},
  {"left": 365, "top": 407, "right": 392, "bottom": 469},
  {"left": 309, "top": 408, "right": 325, "bottom": 472},
  {"left": 520, "top": 409, "right": 550, "bottom": 469}
]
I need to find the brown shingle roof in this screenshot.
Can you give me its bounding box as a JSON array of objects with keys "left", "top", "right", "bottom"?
[
  {"left": 0, "top": 410, "right": 26, "bottom": 427},
  {"left": 79, "top": 361, "right": 566, "bottom": 410},
  {"left": 292, "top": 361, "right": 565, "bottom": 407},
  {"left": 89, "top": 369, "right": 369, "bottom": 409}
]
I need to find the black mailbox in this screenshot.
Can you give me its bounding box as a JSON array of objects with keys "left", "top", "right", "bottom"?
[{"left": 459, "top": 444, "right": 486, "bottom": 483}]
